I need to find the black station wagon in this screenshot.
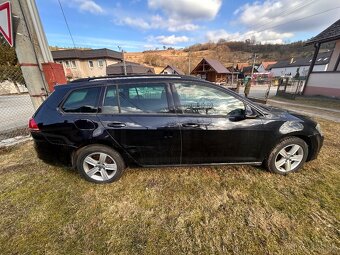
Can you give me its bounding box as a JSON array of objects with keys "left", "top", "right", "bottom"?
[{"left": 29, "top": 75, "right": 323, "bottom": 183}]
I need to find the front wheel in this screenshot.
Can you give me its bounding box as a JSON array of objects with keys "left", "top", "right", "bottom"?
[
  {"left": 76, "top": 145, "right": 125, "bottom": 183},
  {"left": 266, "top": 137, "right": 308, "bottom": 175}
]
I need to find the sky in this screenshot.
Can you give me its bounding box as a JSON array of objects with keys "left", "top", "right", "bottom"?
[{"left": 36, "top": 0, "right": 340, "bottom": 52}]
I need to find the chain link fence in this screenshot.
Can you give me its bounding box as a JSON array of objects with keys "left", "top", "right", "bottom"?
[{"left": 0, "top": 66, "right": 35, "bottom": 144}]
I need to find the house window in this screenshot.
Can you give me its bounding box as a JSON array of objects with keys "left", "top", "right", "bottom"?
[
  {"left": 88, "top": 60, "right": 94, "bottom": 68},
  {"left": 65, "top": 60, "right": 70, "bottom": 68},
  {"left": 71, "top": 60, "right": 77, "bottom": 68},
  {"left": 98, "top": 59, "right": 104, "bottom": 68}
]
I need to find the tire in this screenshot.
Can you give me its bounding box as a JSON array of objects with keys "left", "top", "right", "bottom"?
[
  {"left": 266, "top": 137, "right": 308, "bottom": 175},
  {"left": 76, "top": 145, "right": 125, "bottom": 183}
]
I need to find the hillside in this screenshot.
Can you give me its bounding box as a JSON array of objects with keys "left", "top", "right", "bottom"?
[{"left": 125, "top": 41, "right": 334, "bottom": 74}]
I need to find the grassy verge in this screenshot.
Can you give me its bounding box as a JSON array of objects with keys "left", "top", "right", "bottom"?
[
  {"left": 271, "top": 96, "right": 340, "bottom": 110},
  {"left": 0, "top": 119, "right": 339, "bottom": 254}
]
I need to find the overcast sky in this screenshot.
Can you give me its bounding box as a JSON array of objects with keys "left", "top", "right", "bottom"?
[{"left": 36, "top": 0, "right": 340, "bottom": 51}]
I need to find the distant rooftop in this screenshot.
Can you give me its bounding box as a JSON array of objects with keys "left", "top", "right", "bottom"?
[
  {"left": 161, "top": 65, "right": 185, "bottom": 75},
  {"left": 306, "top": 19, "right": 340, "bottom": 45},
  {"left": 52, "top": 48, "right": 123, "bottom": 60},
  {"left": 269, "top": 51, "right": 332, "bottom": 69}
]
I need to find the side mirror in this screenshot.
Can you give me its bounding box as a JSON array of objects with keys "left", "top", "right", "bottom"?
[{"left": 245, "top": 105, "right": 258, "bottom": 119}]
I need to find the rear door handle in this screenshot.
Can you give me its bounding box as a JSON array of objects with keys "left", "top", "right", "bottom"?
[
  {"left": 107, "top": 122, "right": 126, "bottom": 128},
  {"left": 182, "top": 123, "right": 199, "bottom": 128}
]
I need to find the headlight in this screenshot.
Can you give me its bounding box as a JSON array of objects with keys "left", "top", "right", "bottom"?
[{"left": 316, "top": 123, "right": 323, "bottom": 136}]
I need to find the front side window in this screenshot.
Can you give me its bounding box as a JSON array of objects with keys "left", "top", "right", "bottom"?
[
  {"left": 64, "top": 60, "right": 70, "bottom": 68},
  {"left": 174, "top": 83, "right": 245, "bottom": 116},
  {"left": 88, "top": 60, "right": 94, "bottom": 68},
  {"left": 62, "top": 87, "right": 100, "bottom": 113},
  {"left": 118, "top": 83, "right": 170, "bottom": 113}
]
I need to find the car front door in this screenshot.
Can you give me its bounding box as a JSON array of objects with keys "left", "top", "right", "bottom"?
[
  {"left": 97, "top": 82, "right": 181, "bottom": 166},
  {"left": 172, "top": 81, "right": 265, "bottom": 164}
]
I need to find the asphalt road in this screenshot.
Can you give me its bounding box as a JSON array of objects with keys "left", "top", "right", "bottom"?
[
  {"left": 0, "top": 94, "right": 35, "bottom": 133},
  {"left": 233, "top": 84, "right": 278, "bottom": 98}
]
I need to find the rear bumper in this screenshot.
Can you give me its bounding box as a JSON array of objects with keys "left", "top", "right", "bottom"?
[
  {"left": 31, "top": 132, "right": 73, "bottom": 166},
  {"left": 307, "top": 133, "right": 324, "bottom": 161}
]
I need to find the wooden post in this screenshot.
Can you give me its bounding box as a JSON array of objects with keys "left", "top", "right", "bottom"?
[{"left": 302, "top": 42, "right": 320, "bottom": 95}]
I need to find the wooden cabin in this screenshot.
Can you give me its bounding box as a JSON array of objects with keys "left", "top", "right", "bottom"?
[{"left": 190, "top": 58, "right": 230, "bottom": 83}]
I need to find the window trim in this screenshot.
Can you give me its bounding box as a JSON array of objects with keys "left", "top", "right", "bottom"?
[
  {"left": 98, "top": 59, "right": 104, "bottom": 68},
  {"left": 64, "top": 60, "right": 70, "bottom": 68},
  {"left": 59, "top": 86, "right": 104, "bottom": 115},
  {"left": 88, "top": 60, "right": 94, "bottom": 68},
  {"left": 98, "top": 81, "right": 176, "bottom": 115},
  {"left": 170, "top": 80, "right": 264, "bottom": 118},
  {"left": 70, "top": 60, "right": 77, "bottom": 69}
]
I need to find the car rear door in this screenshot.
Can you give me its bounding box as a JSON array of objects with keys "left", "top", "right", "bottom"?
[
  {"left": 172, "top": 81, "right": 265, "bottom": 164},
  {"left": 97, "top": 81, "right": 181, "bottom": 166}
]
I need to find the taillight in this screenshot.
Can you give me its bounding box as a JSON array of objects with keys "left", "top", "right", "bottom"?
[{"left": 29, "top": 118, "right": 40, "bottom": 131}]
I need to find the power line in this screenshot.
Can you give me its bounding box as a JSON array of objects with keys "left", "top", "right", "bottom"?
[
  {"left": 57, "top": 0, "right": 76, "bottom": 48},
  {"left": 251, "top": 0, "right": 319, "bottom": 32},
  {"left": 257, "top": 6, "right": 340, "bottom": 33}
]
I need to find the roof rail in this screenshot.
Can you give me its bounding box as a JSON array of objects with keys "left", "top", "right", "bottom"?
[{"left": 69, "top": 74, "right": 200, "bottom": 83}]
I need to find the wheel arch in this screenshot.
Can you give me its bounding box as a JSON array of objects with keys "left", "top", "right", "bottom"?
[
  {"left": 265, "top": 134, "right": 312, "bottom": 162},
  {"left": 71, "top": 140, "right": 137, "bottom": 168}
]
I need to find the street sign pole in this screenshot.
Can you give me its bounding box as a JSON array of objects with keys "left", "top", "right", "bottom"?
[{"left": 1, "top": 0, "right": 50, "bottom": 110}]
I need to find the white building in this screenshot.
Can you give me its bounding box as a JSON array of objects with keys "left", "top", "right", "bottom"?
[
  {"left": 269, "top": 51, "right": 331, "bottom": 78},
  {"left": 304, "top": 19, "right": 340, "bottom": 98},
  {"left": 257, "top": 61, "right": 277, "bottom": 73},
  {"left": 160, "top": 65, "right": 185, "bottom": 75}
]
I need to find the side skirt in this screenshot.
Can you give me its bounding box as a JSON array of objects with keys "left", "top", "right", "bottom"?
[{"left": 142, "top": 162, "right": 263, "bottom": 168}]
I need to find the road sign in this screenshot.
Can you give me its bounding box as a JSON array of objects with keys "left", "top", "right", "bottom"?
[{"left": 0, "top": 1, "right": 13, "bottom": 47}]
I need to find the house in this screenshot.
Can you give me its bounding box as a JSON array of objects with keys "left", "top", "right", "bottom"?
[
  {"left": 160, "top": 65, "right": 185, "bottom": 75},
  {"left": 106, "top": 61, "right": 154, "bottom": 75},
  {"left": 257, "top": 61, "right": 277, "bottom": 73},
  {"left": 190, "top": 58, "right": 230, "bottom": 83},
  {"left": 52, "top": 48, "right": 123, "bottom": 80},
  {"left": 303, "top": 19, "right": 340, "bottom": 97},
  {"left": 236, "top": 62, "right": 249, "bottom": 72},
  {"left": 268, "top": 51, "right": 331, "bottom": 78},
  {"left": 242, "top": 66, "right": 258, "bottom": 76},
  {"left": 225, "top": 65, "right": 240, "bottom": 83}
]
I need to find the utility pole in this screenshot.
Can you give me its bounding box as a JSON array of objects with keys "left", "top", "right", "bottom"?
[
  {"left": 6, "top": 0, "right": 51, "bottom": 110},
  {"left": 118, "top": 46, "right": 127, "bottom": 75},
  {"left": 251, "top": 53, "right": 257, "bottom": 79},
  {"left": 188, "top": 50, "right": 191, "bottom": 75},
  {"left": 231, "top": 62, "right": 234, "bottom": 86}
]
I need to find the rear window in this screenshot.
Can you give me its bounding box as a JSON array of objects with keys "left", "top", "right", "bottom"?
[
  {"left": 62, "top": 87, "right": 100, "bottom": 113},
  {"left": 118, "top": 83, "right": 169, "bottom": 113}
]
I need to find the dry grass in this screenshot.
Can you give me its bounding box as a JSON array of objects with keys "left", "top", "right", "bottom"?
[{"left": 0, "top": 119, "right": 339, "bottom": 254}]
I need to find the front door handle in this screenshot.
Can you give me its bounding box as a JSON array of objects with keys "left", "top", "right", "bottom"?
[
  {"left": 107, "top": 122, "right": 126, "bottom": 128},
  {"left": 182, "top": 123, "right": 199, "bottom": 128}
]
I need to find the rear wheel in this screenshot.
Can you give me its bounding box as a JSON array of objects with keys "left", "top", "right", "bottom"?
[
  {"left": 76, "top": 145, "right": 125, "bottom": 183},
  {"left": 266, "top": 137, "right": 308, "bottom": 175}
]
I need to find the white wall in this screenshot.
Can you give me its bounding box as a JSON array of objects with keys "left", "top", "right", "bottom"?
[
  {"left": 270, "top": 64, "right": 327, "bottom": 77},
  {"left": 161, "top": 66, "right": 175, "bottom": 74}
]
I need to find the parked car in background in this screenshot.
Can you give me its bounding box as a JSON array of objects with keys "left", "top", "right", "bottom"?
[{"left": 29, "top": 75, "right": 323, "bottom": 183}]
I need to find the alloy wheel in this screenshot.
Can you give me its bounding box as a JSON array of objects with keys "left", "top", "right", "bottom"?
[
  {"left": 274, "top": 144, "right": 304, "bottom": 173},
  {"left": 83, "top": 152, "right": 117, "bottom": 181}
]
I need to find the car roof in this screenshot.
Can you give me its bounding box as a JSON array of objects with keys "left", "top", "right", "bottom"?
[{"left": 65, "top": 74, "right": 201, "bottom": 87}]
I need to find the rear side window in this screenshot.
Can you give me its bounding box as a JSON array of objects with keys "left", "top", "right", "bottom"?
[
  {"left": 62, "top": 87, "right": 100, "bottom": 113},
  {"left": 117, "top": 83, "right": 170, "bottom": 113}
]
